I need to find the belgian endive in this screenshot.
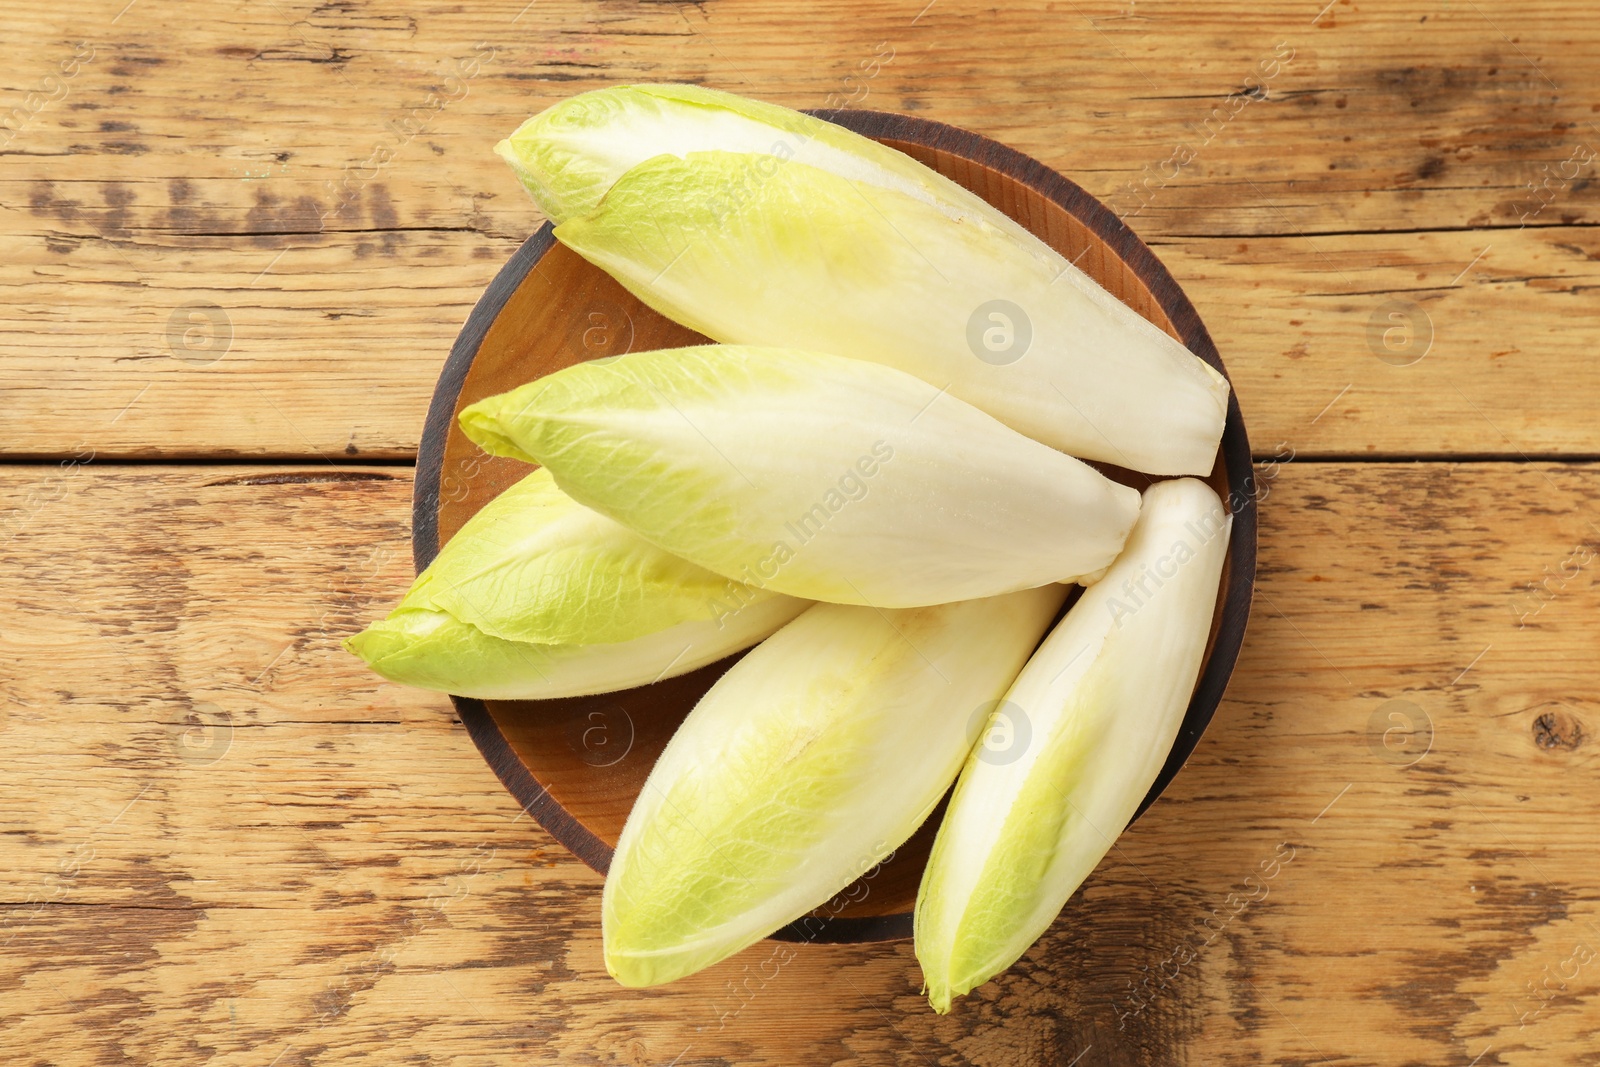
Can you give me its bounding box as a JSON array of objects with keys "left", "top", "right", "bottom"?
[
  {"left": 345, "top": 467, "right": 806, "bottom": 699},
  {"left": 915, "top": 478, "right": 1231, "bottom": 1012},
  {"left": 604, "top": 585, "right": 1068, "bottom": 987},
  {"left": 496, "top": 84, "right": 1230, "bottom": 476},
  {"left": 458, "top": 345, "right": 1141, "bottom": 608}
]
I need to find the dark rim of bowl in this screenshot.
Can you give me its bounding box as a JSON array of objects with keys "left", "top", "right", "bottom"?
[{"left": 412, "top": 107, "right": 1257, "bottom": 945}]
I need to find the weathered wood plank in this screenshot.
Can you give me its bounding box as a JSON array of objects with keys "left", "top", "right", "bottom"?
[
  {"left": 5, "top": 0, "right": 1600, "bottom": 457},
  {"left": 1160, "top": 223, "right": 1600, "bottom": 459},
  {"left": 5, "top": 222, "right": 1596, "bottom": 461},
  {"left": 6, "top": 0, "right": 1598, "bottom": 237},
  {"left": 1, "top": 464, "right": 1596, "bottom": 1064}
]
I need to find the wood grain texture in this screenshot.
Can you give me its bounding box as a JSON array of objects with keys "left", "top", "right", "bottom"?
[
  {"left": 5, "top": 0, "right": 1600, "bottom": 457},
  {"left": 2, "top": 464, "right": 1598, "bottom": 1065},
  {"left": 5, "top": 0, "right": 1597, "bottom": 1062}
]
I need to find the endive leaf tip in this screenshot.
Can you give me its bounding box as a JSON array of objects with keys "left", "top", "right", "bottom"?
[
  {"left": 603, "top": 939, "right": 689, "bottom": 989},
  {"left": 914, "top": 973, "right": 955, "bottom": 1014},
  {"left": 492, "top": 137, "right": 518, "bottom": 170},
  {"left": 344, "top": 619, "right": 405, "bottom": 669},
  {"left": 457, "top": 397, "right": 541, "bottom": 465},
  {"left": 603, "top": 953, "right": 646, "bottom": 988}
]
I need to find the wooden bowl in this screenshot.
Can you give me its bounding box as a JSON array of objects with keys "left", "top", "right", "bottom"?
[{"left": 414, "top": 109, "right": 1257, "bottom": 943}]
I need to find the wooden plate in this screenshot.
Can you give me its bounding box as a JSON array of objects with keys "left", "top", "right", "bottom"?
[{"left": 413, "top": 109, "right": 1257, "bottom": 944}]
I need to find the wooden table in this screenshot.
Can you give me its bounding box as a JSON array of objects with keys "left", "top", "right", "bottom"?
[{"left": 4, "top": 1, "right": 1597, "bottom": 1063}]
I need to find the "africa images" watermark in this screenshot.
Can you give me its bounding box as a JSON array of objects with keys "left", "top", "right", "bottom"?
[
  {"left": 1107, "top": 42, "right": 1295, "bottom": 221},
  {"left": 1102, "top": 504, "right": 1230, "bottom": 628},
  {"left": 1510, "top": 533, "right": 1599, "bottom": 629},
  {"left": 707, "top": 441, "right": 894, "bottom": 626},
  {"left": 323, "top": 42, "right": 497, "bottom": 222},
  {"left": 0, "top": 41, "right": 95, "bottom": 151}
]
